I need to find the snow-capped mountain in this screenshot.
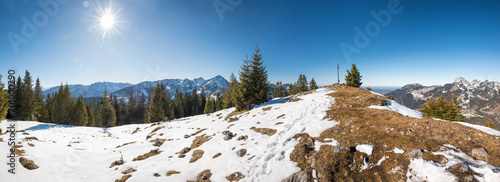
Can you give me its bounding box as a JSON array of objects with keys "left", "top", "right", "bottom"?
[
  {"left": 386, "top": 77, "right": 500, "bottom": 128},
  {"left": 43, "top": 82, "right": 133, "bottom": 98},
  {"left": 42, "top": 76, "right": 229, "bottom": 99},
  {"left": 112, "top": 75, "right": 228, "bottom": 99}
]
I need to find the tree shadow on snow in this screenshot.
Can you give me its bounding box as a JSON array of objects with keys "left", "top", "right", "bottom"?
[{"left": 25, "top": 124, "right": 75, "bottom": 131}]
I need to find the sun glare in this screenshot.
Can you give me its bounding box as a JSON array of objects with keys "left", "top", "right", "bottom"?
[
  {"left": 100, "top": 13, "right": 115, "bottom": 30},
  {"left": 92, "top": 3, "right": 121, "bottom": 45}
]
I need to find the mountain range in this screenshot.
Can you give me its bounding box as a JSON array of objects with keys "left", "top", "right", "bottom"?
[
  {"left": 43, "top": 75, "right": 229, "bottom": 99},
  {"left": 386, "top": 77, "right": 500, "bottom": 128}
]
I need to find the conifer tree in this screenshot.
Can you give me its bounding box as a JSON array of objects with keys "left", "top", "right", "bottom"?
[
  {"left": 272, "top": 81, "right": 284, "bottom": 98},
  {"left": 296, "top": 74, "right": 308, "bottom": 92},
  {"left": 99, "top": 88, "right": 116, "bottom": 127},
  {"left": 204, "top": 97, "right": 214, "bottom": 114},
  {"left": 117, "top": 98, "right": 127, "bottom": 125},
  {"left": 127, "top": 88, "right": 138, "bottom": 124},
  {"left": 199, "top": 89, "right": 206, "bottom": 114},
  {"left": 162, "top": 84, "right": 174, "bottom": 120},
  {"left": 222, "top": 73, "right": 238, "bottom": 109},
  {"left": 137, "top": 93, "right": 147, "bottom": 123},
  {"left": 73, "top": 95, "right": 88, "bottom": 126},
  {"left": 146, "top": 82, "right": 165, "bottom": 123},
  {"left": 345, "top": 64, "right": 362, "bottom": 88},
  {"left": 173, "top": 90, "right": 184, "bottom": 118},
  {"left": 215, "top": 92, "right": 223, "bottom": 111},
  {"left": 22, "top": 70, "right": 35, "bottom": 120},
  {"left": 231, "top": 81, "right": 246, "bottom": 111},
  {"left": 182, "top": 92, "right": 192, "bottom": 117},
  {"left": 92, "top": 97, "right": 101, "bottom": 126},
  {"left": 191, "top": 89, "right": 200, "bottom": 115},
  {"left": 14, "top": 76, "right": 24, "bottom": 120},
  {"left": 0, "top": 75, "right": 9, "bottom": 120},
  {"left": 310, "top": 78, "right": 318, "bottom": 90},
  {"left": 86, "top": 103, "right": 95, "bottom": 127}
]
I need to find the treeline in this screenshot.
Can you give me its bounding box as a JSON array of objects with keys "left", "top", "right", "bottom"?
[{"left": 0, "top": 44, "right": 321, "bottom": 126}]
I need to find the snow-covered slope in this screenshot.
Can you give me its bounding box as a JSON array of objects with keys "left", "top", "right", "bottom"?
[{"left": 0, "top": 88, "right": 337, "bottom": 181}]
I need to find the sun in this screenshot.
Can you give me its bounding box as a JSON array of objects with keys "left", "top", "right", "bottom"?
[{"left": 100, "top": 12, "right": 115, "bottom": 30}]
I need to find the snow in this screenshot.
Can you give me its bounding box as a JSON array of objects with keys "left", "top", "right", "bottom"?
[
  {"left": 456, "top": 122, "right": 500, "bottom": 136},
  {"left": 370, "top": 91, "right": 384, "bottom": 96},
  {"left": 313, "top": 138, "right": 340, "bottom": 151},
  {"left": 356, "top": 144, "right": 374, "bottom": 155},
  {"left": 387, "top": 147, "right": 405, "bottom": 154},
  {"left": 369, "top": 100, "right": 423, "bottom": 118},
  {"left": 406, "top": 144, "right": 500, "bottom": 182},
  {"left": 0, "top": 88, "right": 338, "bottom": 182},
  {"left": 375, "top": 155, "right": 387, "bottom": 166}
]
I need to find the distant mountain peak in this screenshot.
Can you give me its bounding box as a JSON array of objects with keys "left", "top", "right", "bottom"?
[{"left": 454, "top": 77, "right": 469, "bottom": 84}]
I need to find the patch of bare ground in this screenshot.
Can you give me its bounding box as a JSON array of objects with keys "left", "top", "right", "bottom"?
[
  {"left": 121, "top": 168, "right": 137, "bottom": 174},
  {"left": 196, "top": 169, "right": 212, "bottom": 182},
  {"left": 283, "top": 97, "right": 302, "bottom": 103},
  {"left": 19, "top": 157, "right": 38, "bottom": 170},
  {"left": 250, "top": 127, "right": 277, "bottom": 136},
  {"left": 213, "top": 153, "right": 222, "bottom": 158},
  {"left": 115, "top": 174, "right": 131, "bottom": 182},
  {"left": 150, "top": 138, "right": 165, "bottom": 146},
  {"left": 226, "top": 172, "right": 245, "bottom": 181},
  {"left": 116, "top": 141, "right": 136, "bottom": 148},
  {"left": 190, "top": 134, "right": 212, "bottom": 149},
  {"left": 275, "top": 122, "right": 283, "bottom": 125},
  {"left": 277, "top": 114, "right": 286, "bottom": 119},
  {"left": 190, "top": 150, "right": 204, "bottom": 163},
  {"left": 166, "top": 170, "right": 180, "bottom": 176},
  {"left": 262, "top": 106, "right": 272, "bottom": 111},
  {"left": 225, "top": 110, "right": 249, "bottom": 122},
  {"left": 12, "top": 145, "right": 25, "bottom": 156},
  {"left": 227, "top": 124, "right": 235, "bottom": 129},
  {"left": 132, "top": 149, "right": 162, "bottom": 161},
  {"left": 289, "top": 86, "right": 500, "bottom": 181}
]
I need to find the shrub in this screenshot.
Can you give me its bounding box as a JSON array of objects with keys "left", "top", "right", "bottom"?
[
  {"left": 421, "top": 93, "right": 463, "bottom": 121},
  {"left": 484, "top": 121, "right": 496, "bottom": 129}
]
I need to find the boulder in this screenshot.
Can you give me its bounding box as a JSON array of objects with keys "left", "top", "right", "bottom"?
[
  {"left": 406, "top": 149, "right": 423, "bottom": 159},
  {"left": 281, "top": 170, "right": 310, "bottom": 182},
  {"left": 471, "top": 147, "right": 488, "bottom": 161},
  {"left": 222, "top": 131, "right": 236, "bottom": 141}
]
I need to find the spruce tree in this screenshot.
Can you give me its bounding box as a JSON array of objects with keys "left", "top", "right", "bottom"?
[
  {"left": 199, "top": 89, "right": 206, "bottom": 114},
  {"left": 345, "top": 64, "right": 362, "bottom": 87},
  {"left": 146, "top": 82, "right": 165, "bottom": 123},
  {"left": 162, "top": 84, "right": 174, "bottom": 120},
  {"left": 22, "top": 70, "right": 35, "bottom": 120},
  {"left": 14, "top": 76, "right": 24, "bottom": 120},
  {"left": 92, "top": 97, "right": 101, "bottom": 126},
  {"left": 191, "top": 88, "right": 200, "bottom": 115},
  {"left": 222, "top": 73, "right": 238, "bottom": 109},
  {"left": 310, "top": 78, "right": 318, "bottom": 90},
  {"left": 215, "top": 92, "right": 223, "bottom": 111},
  {"left": 0, "top": 75, "right": 9, "bottom": 120},
  {"left": 99, "top": 88, "right": 117, "bottom": 127},
  {"left": 231, "top": 81, "right": 246, "bottom": 111},
  {"left": 173, "top": 90, "right": 184, "bottom": 118},
  {"left": 296, "top": 74, "right": 308, "bottom": 92},
  {"left": 249, "top": 45, "right": 271, "bottom": 105},
  {"left": 86, "top": 103, "right": 95, "bottom": 126},
  {"left": 137, "top": 93, "right": 147, "bottom": 123},
  {"left": 273, "top": 81, "right": 284, "bottom": 98},
  {"left": 204, "top": 97, "right": 214, "bottom": 114},
  {"left": 73, "top": 95, "right": 88, "bottom": 126},
  {"left": 127, "top": 88, "right": 138, "bottom": 124},
  {"left": 182, "top": 92, "right": 192, "bottom": 117}
]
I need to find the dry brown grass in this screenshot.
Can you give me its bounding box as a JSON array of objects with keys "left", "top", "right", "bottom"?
[
  {"left": 250, "top": 127, "right": 277, "bottom": 136},
  {"left": 262, "top": 106, "right": 272, "bottom": 111},
  {"left": 121, "top": 168, "right": 137, "bottom": 174},
  {"left": 226, "top": 172, "right": 245, "bottom": 181},
  {"left": 149, "top": 138, "right": 166, "bottom": 146},
  {"left": 190, "top": 150, "right": 204, "bottom": 163},
  {"left": 277, "top": 114, "right": 286, "bottom": 119},
  {"left": 12, "top": 145, "right": 24, "bottom": 157},
  {"left": 196, "top": 169, "right": 212, "bottom": 182},
  {"left": 283, "top": 97, "right": 302, "bottom": 103},
  {"left": 28, "top": 143, "right": 35, "bottom": 147},
  {"left": 289, "top": 86, "right": 500, "bottom": 181},
  {"left": 275, "top": 122, "right": 283, "bottom": 125},
  {"left": 213, "top": 153, "right": 222, "bottom": 158},
  {"left": 132, "top": 149, "right": 162, "bottom": 161},
  {"left": 115, "top": 174, "right": 131, "bottom": 182},
  {"left": 19, "top": 157, "right": 38, "bottom": 170},
  {"left": 166, "top": 170, "right": 180, "bottom": 176},
  {"left": 116, "top": 141, "right": 136, "bottom": 148},
  {"left": 190, "top": 134, "right": 212, "bottom": 149}
]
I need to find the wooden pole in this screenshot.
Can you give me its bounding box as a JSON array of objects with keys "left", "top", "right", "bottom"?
[{"left": 337, "top": 64, "right": 340, "bottom": 84}]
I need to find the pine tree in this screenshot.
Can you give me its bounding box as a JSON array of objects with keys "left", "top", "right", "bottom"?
[
  {"left": 127, "top": 88, "right": 138, "bottom": 124},
  {"left": 345, "top": 64, "right": 362, "bottom": 87},
  {"left": 273, "top": 81, "right": 284, "bottom": 98},
  {"left": 215, "top": 92, "right": 223, "bottom": 111},
  {"left": 146, "top": 82, "right": 166, "bottom": 123},
  {"left": 14, "top": 76, "right": 24, "bottom": 120},
  {"left": 33, "top": 78, "right": 45, "bottom": 120},
  {"left": 222, "top": 73, "right": 238, "bottom": 109},
  {"left": 137, "top": 93, "right": 147, "bottom": 123},
  {"left": 191, "top": 88, "right": 200, "bottom": 115},
  {"left": 22, "top": 70, "right": 35, "bottom": 120},
  {"left": 204, "top": 97, "right": 214, "bottom": 114},
  {"left": 182, "top": 92, "right": 192, "bottom": 117},
  {"left": 199, "top": 89, "right": 206, "bottom": 114},
  {"left": 73, "top": 95, "right": 88, "bottom": 126},
  {"left": 296, "top": 74, "right": 308, "bottom": 92},
  {"left": 117, "top": 98, "right": 127, "bottom": 125},
  {"left": 173, "top": 90, "right": 184, "bottom": 118},
  {"left": 162, "top": 84, "right": 174, "bottom": 120},
  {"left": 92, "top": 97, "right": 101, "bottom": 127},
  {"left": 0, "top": 75, "right": 9, "bottom": 120},
  {"left": 86, "top": 103, "right": 95, "bottom": 126},
  {"left": 310, "top": 78, "right": 318, "bottom": 90},
  {"left": 231, "top": 81, "right": 246, "bottom": 111},
  {"left": 99, "top": 88, "right": 116, "bottom": 127}
]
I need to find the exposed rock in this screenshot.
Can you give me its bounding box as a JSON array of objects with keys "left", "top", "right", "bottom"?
[
  {"left": 471, "top": 147, "right": 489, "bottom": 161},
  {"left": 154, "top": 140, "right": 164, "bottom": 147},
  {"left": 281, "top": 170, "right": 310, "bottom": 182},
  {"left": 178, "top": 154, "right": 186, "bottom": 158},
  {"left": 19, "top": 157, "right": 39, "bottom": 170},
  {"left": 388, "top": 165, "right": 405, "bottom": 175},
  {"left": 184, "top": 134, "right": 190, "bottom": 138},
  {"left": 406, "top": 149, "right": 423, "bottom": 159},
  {"left": 222, "top": 131, "right": 236, "bottom": 141},
  {"left": 449, "top": 164, "right": 469, "bottom": 173},
  {"left": 237, "top": 135, "right": 248, "bottom": 141},
  {"left": 237, "top": 149, "right": 247, "bottom": 157}
]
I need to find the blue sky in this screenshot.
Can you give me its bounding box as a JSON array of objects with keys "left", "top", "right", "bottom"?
[{"left": 1, "top": 0, "right": 499, "bottom": 88}]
